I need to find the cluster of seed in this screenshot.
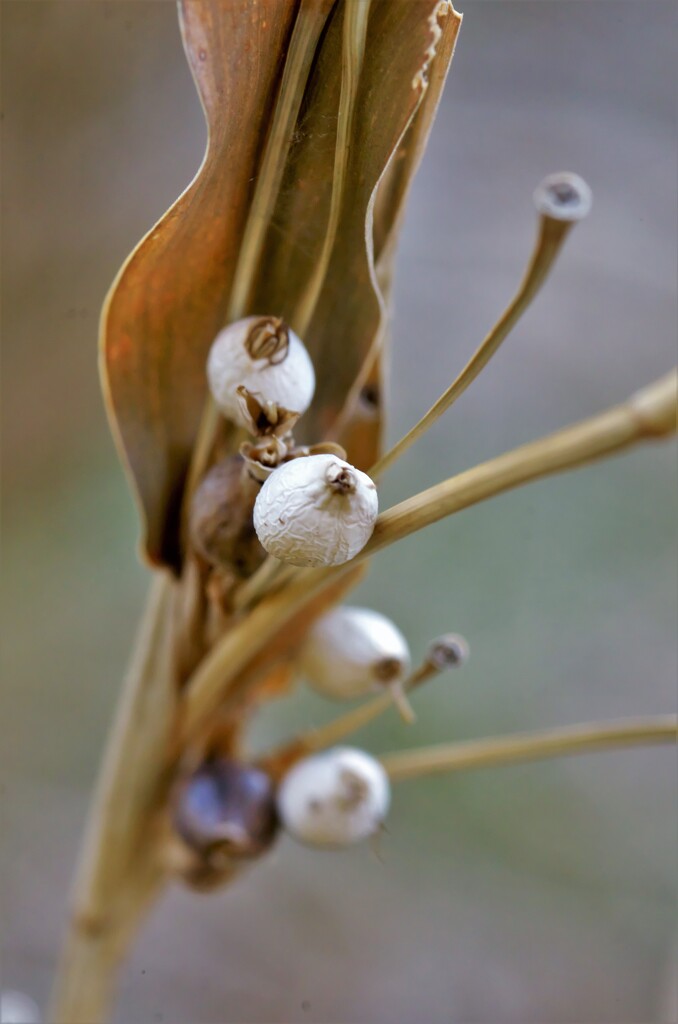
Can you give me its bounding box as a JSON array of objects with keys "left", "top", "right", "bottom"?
[
  {"left": 174, "top": 317, "right": 473, "bottom": 865},
  {"left": 173, "top": 169, "right": 595, "bottom": 870},
  {"left": 173, "top": 745, "right": 390, "bottom": 857},
  {"left": 177, "top": 317, "right": 398, "bottom": 861},
  {"left": 190, "top": 315, "right": 379, "bottom": 580},
  {"left": 173, "top": 603, "right": 469, "bottom": 859}
]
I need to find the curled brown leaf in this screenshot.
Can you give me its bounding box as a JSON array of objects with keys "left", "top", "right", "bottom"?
[{"left": 101, "top": 0, "right": 461, "bottom": 571}]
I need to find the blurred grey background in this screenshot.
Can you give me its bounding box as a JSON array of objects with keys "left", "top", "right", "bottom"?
[{"left": 2, "top": 2, "right": 676, "bottom": 1022}]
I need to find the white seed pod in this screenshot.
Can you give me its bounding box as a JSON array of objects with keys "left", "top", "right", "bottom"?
[
  {"left": 533, "top": 171, "right": 592, "bottom": 222},
  {"left": 277, "top": 747, "right": 390, "bottom": 847},
  {"left": 253, "top": 454, "right": 378, "bottom": 567},
  {"left": 207, "top": 316, "right": 315, "bottom": 427},
  {"left": 300, "top": 605, "right": 411, "bottom": 700}
]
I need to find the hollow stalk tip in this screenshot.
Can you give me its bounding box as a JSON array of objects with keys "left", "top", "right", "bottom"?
[{"left": 369, "top": 174, "right": 591, "bottom": 480}]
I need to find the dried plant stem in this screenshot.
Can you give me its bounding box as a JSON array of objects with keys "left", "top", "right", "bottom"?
[
  {"left": 366, "top": 369, "right": 678, "bottom": 555},
  {"left": 50, "top": 575, "right": 176, "bottom": 1024},
  {"left": 294, "top": 0, "right": 371, "bottom": 336},
  {"left": 180, "top": 370, "right": 676, "bottom": 741},
  {"left": 369, "top": 213, "right": 573, "bottom": 478},
  {"left": 184, "top": 0, "right": 333, "bottom": 503},
  {"left": 265, "top": 659, "right": 441, "bottom": 768},
  {"left": 228, "top": 0, "right": 334, "bottom": 318},
  {"left": 231, "top": 553, "right": 286, "bottom": 612},
  {"left": 179, "top": 565, "right": 334, "bottom": 743},
  {"left": 381, "top": 716, "right": 678, "bottom": 781},
  {"left": 233, "top": 557, "right": 297, "bottom": 611}
]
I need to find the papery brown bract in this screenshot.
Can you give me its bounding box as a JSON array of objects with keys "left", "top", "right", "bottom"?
[
  {"left": 101, "top": 0, "right": 299, "bottom": 570},
  {"left": 100, "top": 0, "right": 461, "bottom": 573},
  {"left": 247, "top": 1, "right": 463, "bottom": 463}
]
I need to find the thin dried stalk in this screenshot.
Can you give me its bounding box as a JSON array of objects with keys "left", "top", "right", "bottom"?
[
  {"left": 185, "top": 0, "right": 333, "bottom": 502},
  {"left": 381, "top": 716, "right": 678, "bottom": 780},
  {"left": 294, "top": 0, "right": 371, "bottom": 336},
  {"left": 180, "top": 371, "right": 677, "bottom": 743},
  {"left": 366, "top": 369, "right": 677, "bottom": 554},
  {"left": 264, "top": 658, "right": 442, "bottom": 768},
  {"left": 229, "top": 0, "right": 335, "bottom": 319},
  {"left": 179, "top": 566, "right": 335, "bottom": 743},
  {"left": 50, "top": 575, "right": 176, "bottom": 1024},
  {"left": 369, "top": 213, "right": 573, "bottom": 478}
]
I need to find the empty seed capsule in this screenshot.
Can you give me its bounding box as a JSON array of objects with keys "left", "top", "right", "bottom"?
[
  {"left": 427, "top": 633, "right": 470, "bottom": 670},
  {"left": 173, "top": 759, "right": 279, "bottom": 860},
  {"left": 277, "top": 747, "right": 390, "bottom": 847},
  {"left": 207, "top": 316, "right": 315, "bottom": 427},
  {"left": 299, "top": 605, "right": 411, "bottom": 700},
  {"left": 253, "top": 454, "right": 378, "bottom": 567},
  {"left": 533, "top": 171, "right": 592, "bottom": 222}
]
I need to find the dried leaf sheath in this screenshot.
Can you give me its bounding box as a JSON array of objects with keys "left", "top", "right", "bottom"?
[
  {"left": 248, "top": 1, "right": 463, "bottom": 461},
  {"left": 101, "top": 0, "right": 299, "bottom": 570},
  {"left": 100, "top": 0, "right": 462, "bottom": 571}
]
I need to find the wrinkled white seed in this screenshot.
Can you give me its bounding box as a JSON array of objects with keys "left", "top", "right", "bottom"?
[
  {"left": 300, "top": 605, "right": 411, "bottom": 700},
  {"left": 277, "top": 747, "right": 390, "bottom": 847},
  {"left": 253, "top": 454, "right": 378, "bottom": 567},
  {"left": 207, "top": 316, "right": 315, "bottom": 426},
  {"left": 533, "top": 172, "right": 592, "bottom": 222}
]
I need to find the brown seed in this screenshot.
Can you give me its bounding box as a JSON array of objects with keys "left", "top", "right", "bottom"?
[
  {"left": 172, "top": 759, "right": 279, "bottom": 860},
  {"left": 189, "top": 456, "right": 267, "bottom": 577}
]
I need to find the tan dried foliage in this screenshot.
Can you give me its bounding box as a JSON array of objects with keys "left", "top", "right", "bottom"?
[{"left": 100, "top": 0, "right": 462, "bottom": 571}]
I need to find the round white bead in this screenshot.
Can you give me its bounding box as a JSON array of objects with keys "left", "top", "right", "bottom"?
[
  {"left": 277, "top": 747, "right": 390, "bottom": 847},
  {"left": 300, "top": 606, "right": 411, "bottom": 700},
  {"left": 253, "top": 454, "right": 378, "bottom": 567},
  {"left": 207, "top": 316, "right": 315, "bottom": 425}
]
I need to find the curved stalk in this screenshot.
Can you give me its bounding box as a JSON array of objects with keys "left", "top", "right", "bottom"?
[{"left": 369, "top": 212, "right": 574, "bottom": 478}]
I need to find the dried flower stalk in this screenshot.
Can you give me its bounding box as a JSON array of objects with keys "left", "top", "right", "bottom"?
[
  {"left": 369, "top": 198, "right": 578, "bottom": 478},
  {"left": 381, "top": 716, "right": 678, "bottom": 781}
]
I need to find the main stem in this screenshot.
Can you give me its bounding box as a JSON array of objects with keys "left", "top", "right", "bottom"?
[{"left": 50, "top": 575, "right": 176, "bottom": 1024}]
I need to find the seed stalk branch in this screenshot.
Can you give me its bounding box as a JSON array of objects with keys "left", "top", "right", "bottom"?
[
  {"left": 294, "top": 0, "right": 371, "bottom": 337},
  {"left": 369, "top": 213, "right": 573, "bottom": 478},
  {"left": 366, "top": 370, "right": 677, "bottom": 554},
  {"left": 180, "top": 370, "right": 677, "bottom": 742},
  {"left": 381, "top": 716, "right": 678, "bottom": 780}
]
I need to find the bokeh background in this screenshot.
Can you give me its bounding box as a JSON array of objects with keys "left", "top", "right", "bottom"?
[{"left": 2, "top": 2, "right": 676, "bottom": 1022}]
